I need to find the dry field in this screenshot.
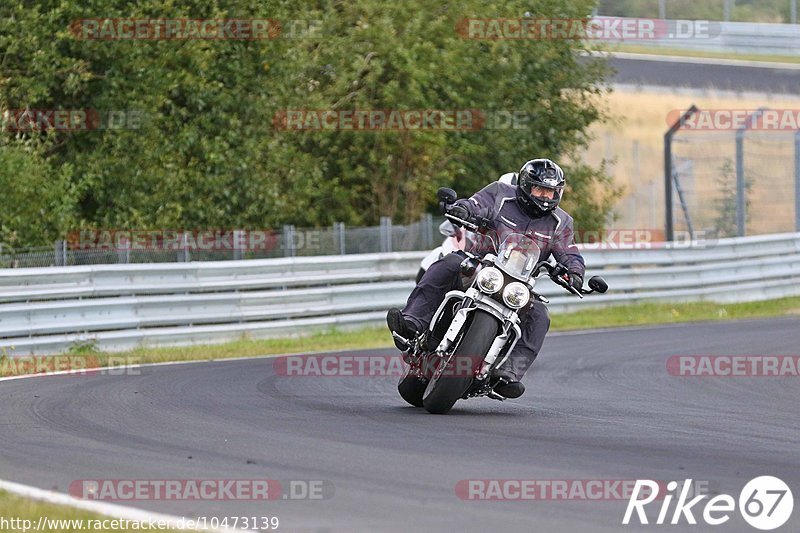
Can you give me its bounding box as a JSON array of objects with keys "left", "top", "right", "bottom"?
[{"left": 580, "top": 87, "right": 800, "bottom": 234}]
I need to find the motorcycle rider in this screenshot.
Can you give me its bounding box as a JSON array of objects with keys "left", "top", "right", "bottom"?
[{"left": 387, "top": 158, "right": 585, "bottom": 399}]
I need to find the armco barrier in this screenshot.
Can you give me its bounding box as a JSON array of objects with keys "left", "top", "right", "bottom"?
[
  {"left": 0, "top": 234, "right": 799, "bottom": 355},
  {"left": 600, "top": 17, "right": 800, "bottom": 58}
]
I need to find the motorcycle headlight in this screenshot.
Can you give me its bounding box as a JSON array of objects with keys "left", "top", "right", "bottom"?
[
  {"left": 502, "top": 282, "right": 530, "bottom": 309},
  {"left": 476, "top": 267, "right": 504, "bottom": 294}
]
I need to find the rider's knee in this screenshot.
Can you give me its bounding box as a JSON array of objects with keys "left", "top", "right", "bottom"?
[
  {"left": 530, "top": 301, "right": 551, "bottom": 332},
  {"left": 441, "top": 251, "right": 465, "bottom": 271}
]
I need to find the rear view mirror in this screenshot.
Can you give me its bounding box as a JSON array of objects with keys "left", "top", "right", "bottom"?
[
  {"left": 588, "top": 276, "right": 608, "bottom": 294},
  {"left": 437, "top": 187, "right": 457, "bottom": 204},
  {"left": 437, "top": 187, "right": 458, "bottom": 214}
]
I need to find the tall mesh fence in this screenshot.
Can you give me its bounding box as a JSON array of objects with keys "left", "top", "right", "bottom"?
[{"left": 669, "top": 129, "right": 798, "bottom": 239}]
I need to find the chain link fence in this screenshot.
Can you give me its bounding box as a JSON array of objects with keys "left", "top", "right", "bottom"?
[
  {"left": 0, "top": 215, "right": 444, "bottom": 268},
  {"left": 669, "top": 127, "right": 800, "bottom": 239}
]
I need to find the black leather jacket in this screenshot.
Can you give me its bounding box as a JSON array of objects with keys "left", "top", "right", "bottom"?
[{"left": 454, "top": 181, "right": 585, "bottom": 276}]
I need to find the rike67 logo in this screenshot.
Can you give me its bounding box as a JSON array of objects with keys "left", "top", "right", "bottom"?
[{"left": 624, "top": 477, "right": 793, "bottom": 530}]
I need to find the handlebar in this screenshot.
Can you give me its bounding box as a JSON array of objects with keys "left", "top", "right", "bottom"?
[
  {"left": 444, "top": 213, "right": 479, "bottom": 232},
  {"left": 444, "top": 206, "right": 604, "bottom": 300},
  {"left": 533, "top": 259, "right": 603, "bottom": 299}
]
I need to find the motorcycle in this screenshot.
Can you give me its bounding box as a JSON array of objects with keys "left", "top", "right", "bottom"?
[{"left": 395, "top": 188, "right": 608, "bottom": 414}]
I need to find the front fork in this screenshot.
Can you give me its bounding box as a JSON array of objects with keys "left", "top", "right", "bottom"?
[{"left": 428, "top": 289, "right": 522, "bottom": 380}]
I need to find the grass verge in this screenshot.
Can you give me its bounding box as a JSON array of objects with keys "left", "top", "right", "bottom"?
[
  {"left": 0, "top": 490, "right": 178, "bottom": 532},
  {"left": 2, "top": 297, "right": 798, "bottom": 377}
]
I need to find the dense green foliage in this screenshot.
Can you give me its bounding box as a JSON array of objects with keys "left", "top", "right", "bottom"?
[{"left": 1, "top": 0, "right": 617, "bottom": 248}]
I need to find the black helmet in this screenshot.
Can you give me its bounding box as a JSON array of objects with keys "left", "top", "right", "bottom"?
[{"left": 516, "top": 158, "right": 565, "bottom": 216}]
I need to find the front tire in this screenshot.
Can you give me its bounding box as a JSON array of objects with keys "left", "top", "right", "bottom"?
[
  {"left": 398, "top": 364, "right": 427, "bottom": 407},
  {"left": 422, "top": 310, "right": 499, "bottom": 414}
]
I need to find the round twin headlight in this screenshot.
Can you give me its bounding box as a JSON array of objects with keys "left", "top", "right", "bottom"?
[
  {"left": 502, "top": 282, "right": 530, "bottom": 308},
  {"left": 476, "top": 267, "right": 504, "bottom": 294}
]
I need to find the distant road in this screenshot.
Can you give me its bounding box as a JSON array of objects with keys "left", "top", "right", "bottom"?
[{"left": 607, "top": 53, "right": 800, "bottom": 94}]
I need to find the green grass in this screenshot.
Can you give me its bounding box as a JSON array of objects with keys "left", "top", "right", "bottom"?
[
  {"left": 552, "top": 296, "right": 800, "bottom": 329},
  {"left": 0, "top": 490, "right": 179, "bottom": 532},
  {"left": 610, "top": 43, "right": 800, "bottom": 65},
  {"left": 3, "top": 297, "right": 798, "bottom": 377}
]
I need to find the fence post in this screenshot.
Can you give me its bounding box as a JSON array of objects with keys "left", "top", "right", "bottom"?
[
  {"left": 664, "top": 105, "right": 698, "bottom": 241},
  {"left": 735, "top": 129, "right": 746, "bottom": 237},
  {"left": 792, "top": 0, "right": 797, "bottom": 24},
  {"left": 795, "top": 130, "right": 800, "bottom": 231},
  {"left": 333, "top": 222, "right": 346, "bottom": 254},
  {"left": 54, "top": 240, "right": 66, "bottom": 266},
  {"left": 283, "top": 225, "right": 296, "bottom": 257},
  {"left": 735, "top": 108, "right": 767, "bottom": 237},
  {"left": 232, "top": 230, "right": 244, "bottom": 260},
  {"left": 117, "top": 236, "right": 130, "bottom": 264}
]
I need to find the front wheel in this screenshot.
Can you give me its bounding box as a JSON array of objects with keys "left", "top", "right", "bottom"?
[
  {"left": 398, "top": 364, "right": 427, "bottom": 407},
  {"left": 422, "top": 310, "right": 499, "bottom": 414}
]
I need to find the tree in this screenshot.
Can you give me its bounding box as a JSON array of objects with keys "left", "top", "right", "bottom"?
[{"left": 1, "top": 0, "right": 619, "bottom": 247}]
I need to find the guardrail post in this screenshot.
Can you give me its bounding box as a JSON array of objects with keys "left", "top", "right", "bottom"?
[
  {"left": 723, "top": 0, "right": 733, "bottom": 21},
  {"left": 232, "top": 230, "right": 244, "bottom": 260},
  {"left": 792, "top": 0, "right": 797, "bottom": 24},
  {"left": 380, "top": 216, "right": 392, "bottom": 253},
  {"left": 283, "top": 225, "right": 296, "bottom": 257},
  {"left": 54, "top": 240, "right": 67, "bottom": 266},
  {"left": 177, "top": 232, "right": 190, "bottom": 262},
  {"left": 795, "top": 130, "right": 800, "bottom": 231},
  {"left": 333, "top": 222, "right": 346, "bottom": 254},
  {"left": 421, "top": 213, "right": 433, "bottom": 249},
  {"left": 117, "top": 236, "right": 130, "bottom": 264}
]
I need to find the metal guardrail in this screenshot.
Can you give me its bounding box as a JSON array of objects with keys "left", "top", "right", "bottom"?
[
  {"left": 602, "top": 17, "right": 800, "bottom": 57},
  {"left": 1, "top": 234, "right": 799, "bottom": 355}
]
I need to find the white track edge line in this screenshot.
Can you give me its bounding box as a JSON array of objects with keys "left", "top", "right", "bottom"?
[{"left": 0, "top": 479, "right": 254, "bottom": 533}]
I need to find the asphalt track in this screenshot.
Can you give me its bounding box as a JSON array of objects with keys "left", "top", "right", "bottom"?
[
  {"left": 609, "top": 56, "right": 800, "bottom": 94},
  {"left": 1, "top": 317, "right": 799, "bottom": 532}
]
